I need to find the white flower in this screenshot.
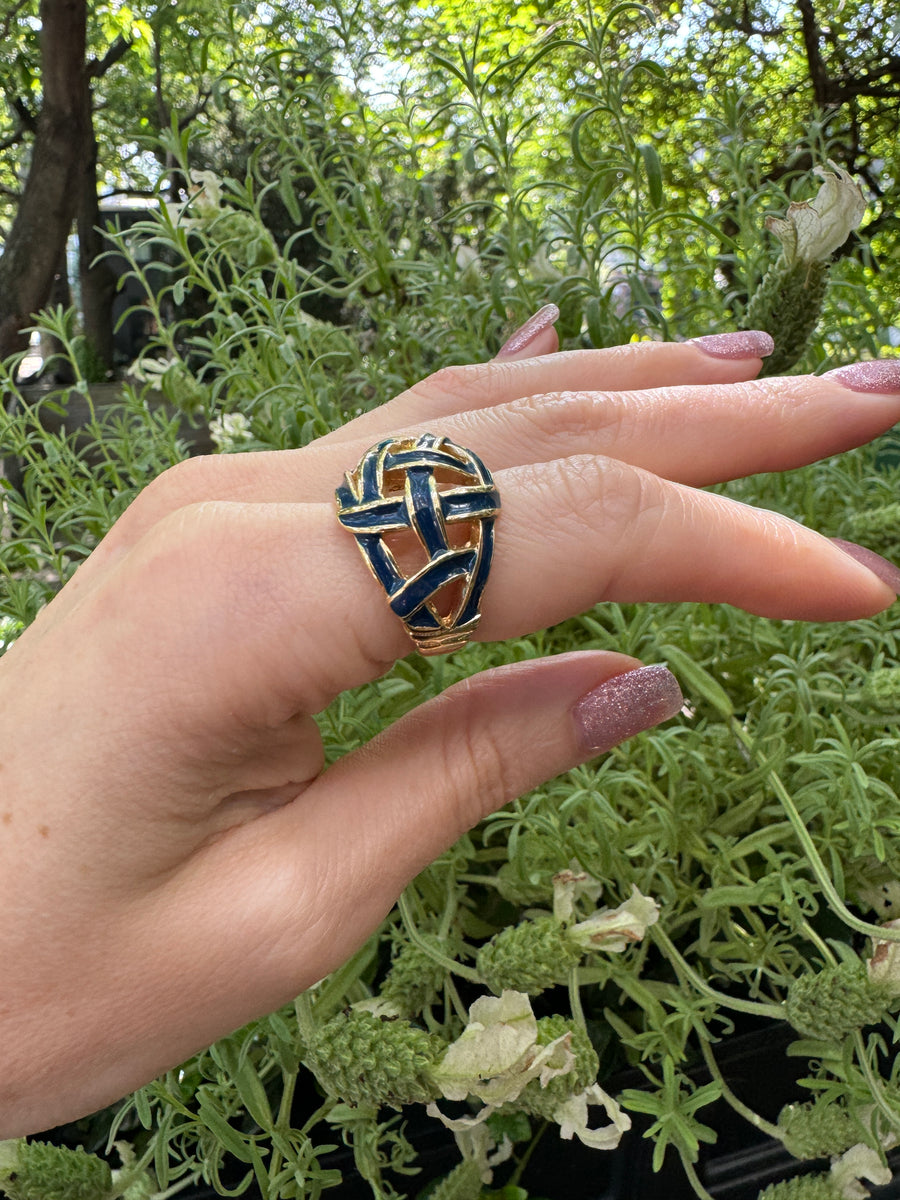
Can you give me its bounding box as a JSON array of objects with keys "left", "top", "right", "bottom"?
[
  {"left": 830, "top": 1142, "right": 891, "bottom": 1199},
  {"left": 126, "top": 356, "right": 169, "bottom": 384},
  {"left": 568, "top": 885, "right": 660, "bottom": 953},
  {"left": 765, "top": 162, "right": 866, "bottom": 265},
  {"left": 427, "top": 990, "right": 630, "bottom": 1153},
  {"left": 452, "top": 1126, "right": 514, "bottom": 1186},
  {"left": 555, "top": 1083, "right": 631, "bottom": 1151},
  {"left": 867, "top": 917, "right": 900, "bottom": 992},
  {"left": 455, "top": 244, "right": 479, "bottom": 273},
  {"left": 189, "top": 169, "right": 224, "bottom": 214},
  {"left": 552, "top": 868, "right": 603, "bottom": 923},
  {"left": 210, "top": 412, "right": 253, "bottom": 452},
  {"left": 430, "top": 990, "right": 573, "bottom": 1107}
]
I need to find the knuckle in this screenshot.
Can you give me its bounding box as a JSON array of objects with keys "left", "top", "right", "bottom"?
[
  {"left": 144, "top": 453, "right": 221, "bottom": 507},
  {"left": 513, "top": 389, "right": 629, "bottom": 445},
  {"left": 119, "top": 454, "right": 220, "bottom": 536},
  {"left": 414, "top": 361, "right": 501, "bottom": 408},
  {"left": 548, "top": 453, "right": 648, "bottom": 535}
]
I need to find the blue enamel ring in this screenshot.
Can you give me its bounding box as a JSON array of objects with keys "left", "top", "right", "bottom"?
[{"left": 335, "top": 433, "right": 500, "bottom": 655}]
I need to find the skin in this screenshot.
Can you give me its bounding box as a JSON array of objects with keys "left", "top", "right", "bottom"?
[{"left": 1, "top": 330, "right": 899, "bottom": 1137}]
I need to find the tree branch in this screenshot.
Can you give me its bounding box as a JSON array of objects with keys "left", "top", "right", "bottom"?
[
  {"left": 177, "top": 90, "right": 213, "bottom": 132},
  {"left": 795, "top": 0, "right": 834, "bottom": 106},
  {"left": 87, "top": 33, "right": 132, "bottom": 79},
  {"left": 10, "top": 96, "right": 38, "bottom": 133}
]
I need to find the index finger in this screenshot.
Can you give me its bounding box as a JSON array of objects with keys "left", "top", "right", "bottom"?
[{"left": 318, "top": 333, "right": 775, "bottom": 447}]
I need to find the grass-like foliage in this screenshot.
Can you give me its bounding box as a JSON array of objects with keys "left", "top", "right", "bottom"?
[{"left": 1, "top": 6, "right": 899, "bottom": 1199}]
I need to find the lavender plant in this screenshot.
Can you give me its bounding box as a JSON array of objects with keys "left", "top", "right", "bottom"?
[{"left": 1, "top": 7, "right": 899, "bottom": 1200}]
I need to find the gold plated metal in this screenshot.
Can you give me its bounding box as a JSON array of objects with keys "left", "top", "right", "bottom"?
[{"left": 335, "top": 433, "right": 500, "bottom": 655}]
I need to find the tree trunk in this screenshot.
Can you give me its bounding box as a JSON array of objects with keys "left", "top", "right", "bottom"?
[
  {"left": 77, "top": 90, "right": 117, "bottom": 375},
  {"left": 0, "top": 0, "right": 87, "bottom": 363}
]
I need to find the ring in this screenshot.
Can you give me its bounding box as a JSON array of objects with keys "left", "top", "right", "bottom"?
[{"left": 335, "top": 433, "right": 501, "bottom": 655}]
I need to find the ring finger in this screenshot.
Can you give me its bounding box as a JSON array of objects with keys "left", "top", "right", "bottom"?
[{"left": 109, "top": 450, "right": 898, "bottom": 725}]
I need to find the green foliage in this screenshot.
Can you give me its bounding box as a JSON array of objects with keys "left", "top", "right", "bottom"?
[
  {"left": 304, "top": 1009, "right": 444, "bottom": 1109},
  {"left": 778, "top": 1098, "right": 859, "bottom": 1161},
  {"left": 620, "top": 1056, "right": 720, "bottom": 1172},
  {"left": 513, "top": 1017, "right": 600, "bottom": 1120},
  {"left": 3, "top": 3, "right": 900, "bottom": 1199},
  {"left": 0, "top": 1140, "right": 113, "bottom": 1200},
  {"left": 757, "top": 1176, "right": 842, "bottom": 1200},
  {"left": 423, "top": 1159, "right": 484, "bottom": 1200},
  {"left": 476, "top": 915, "right": 580, "bottom": 996},
  {"left": 744, "top": 257, "right": 829, "bottom": 376},
  {"left": 785, "top": 961, "right": 894, "bottom": 1041}
]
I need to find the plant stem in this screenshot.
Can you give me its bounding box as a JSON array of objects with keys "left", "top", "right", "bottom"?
[
  {"left": 853, "top": 1030, "right": 900, "bottom": 1136},
  {"left": 698, "top": 1036, "right": 782, "bottom": 1141},
  {"left": 507, "top": 1120, "right": 549, "bottom": 1189},
  {"left": 681, "top": 1153, "right": 716, "bottom": 1200},
  {"left": 397, "top": 889, "right": 481, "bottom": 983},
  {"left": 568, "top": 967, "right": 587, "bottom": 1029},
  {"left": 798, "top": 917, "right": 836, "bottom": 964},
  {"left": 267, "top": 1066, "right": 300, "bottom": 1186},
  {"left": 730, "top": 720, "right": 900, "bottom": 945},
  {"left": 653, "top": 926, "right": 784, "bottom": 1020},
  {"left": 151, "top": 1176, "right": 203, "bottom": 1200}
]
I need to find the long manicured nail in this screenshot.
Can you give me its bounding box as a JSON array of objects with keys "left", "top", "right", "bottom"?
[
  {"left": 691, "top": 330, "right": 775, "bottom": 360},
  {"left": 573, "top": 664, "right": 683, "bottom": 755},
  {"left": 825, "top": 360, "right": 900, "bottom": 394},
  {"left": 495, "top": 303, "right": 560, "bottom": 359},
  {"left": 832, "top": 539, "right": 900, "bottom": 595}
]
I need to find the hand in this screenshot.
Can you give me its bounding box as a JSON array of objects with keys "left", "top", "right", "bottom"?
[{"left": 2, "top": 321, "right": 899, "bottom": 1138}]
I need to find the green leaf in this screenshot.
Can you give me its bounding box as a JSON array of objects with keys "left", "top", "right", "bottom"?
[
  {"left": 659, "top": 644, "right": 734, "bottom": 718},
  {"left": 638, "top": 142, "right": 663, "bottom": 207},
  {"left": 196, "top": 1096, "right": 255, "bottom": 1163}
]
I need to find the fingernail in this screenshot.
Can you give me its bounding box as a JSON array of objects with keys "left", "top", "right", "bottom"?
[
  {"left": 690, "top": 330, "right": 775, "bottom": 360},
  {"left": 495, "top": 303, "right": 560, "bottom": 359},
  {"left": 573, "top": 664, "right": 683, "bottom": 756},
  {"left": 832, "top": 539, "right": 900, "bottom": 594},
  {"left": 824, "top": 360, "right": 900, "bottom": 394}
]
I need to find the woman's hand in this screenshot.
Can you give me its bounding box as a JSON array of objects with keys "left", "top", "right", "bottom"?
[{"left": 2, "top": 318, "right": 899, "bottom": 1137}]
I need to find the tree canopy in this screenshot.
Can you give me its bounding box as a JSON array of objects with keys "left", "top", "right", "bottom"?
[{"left": 0, "top": 0, "right": 898, "bottom": 365}]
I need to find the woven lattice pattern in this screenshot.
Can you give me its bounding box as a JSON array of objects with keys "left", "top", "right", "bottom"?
[{"left": 336, "top": 433, "right": 500, "bottom": 654}]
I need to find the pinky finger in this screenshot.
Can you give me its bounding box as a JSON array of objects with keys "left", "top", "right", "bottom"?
[{"left": 493, "top": 304, "right": 560, "bottom": 361}]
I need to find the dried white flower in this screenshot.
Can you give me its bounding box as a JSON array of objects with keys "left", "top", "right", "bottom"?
[
  {"left": 552, "top": 868, "right": 603, "bottom": 923},
  {"left": 430, "top": 990, "right": 573, "bottom": 1108},
  {"left": 829, "top": 1142, "right": 891, "bottom": 1199},
  {"left": 765, "top": 162, "right": 866, "bottom": 265},
  {"left": 568, "top": 885, "right": 660, "bottom": 953},
  {"left": 866, "top": 917, "right": 900, "bottom": 996},
  {"left": 126, "top": 356, "right": 169, "bottom": 383},
  {"left": 556, "top": 1083, "right": 631, "bottom": 1151},
  {"left": 189, "top": 169, "right": 224, "bottom": 214},
  {"left": 427, "top": 990, "right": 630, "bottom": 1153}
]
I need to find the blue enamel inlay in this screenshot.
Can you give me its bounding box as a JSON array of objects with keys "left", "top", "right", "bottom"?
[{"left": 335, "top": 433, "right": 499, "bottom": 646}]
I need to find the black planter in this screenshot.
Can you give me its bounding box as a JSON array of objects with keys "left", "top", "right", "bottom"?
[
  {"left": 165, "top": 1021, "right": 900, "bottom": 1199},
  {"left": 35, "top": 1022, "right": 900, "bottom": 1200}
]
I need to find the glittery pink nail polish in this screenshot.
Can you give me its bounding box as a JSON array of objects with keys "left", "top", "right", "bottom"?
[
  {"left": 832, "top": 539, "right": 900, "bottom": 595},
  {"left": 825, "top": 360, "right": 900, "bottom": 394},
  {"left": 690, "top": 330, "right": 775, "bottom": 360},
  {"left": 495, "top": 304, "right": 560, "bottom": 359},
  {"left": 573, "top": 664, "right": 683, "bottom": 756}
]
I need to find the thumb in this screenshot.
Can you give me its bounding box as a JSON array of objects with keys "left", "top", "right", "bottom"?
[
  {"left": 229, "top": 651, "right": 682, "bottom": 996},
  {"left": 70, "top": 651, "right": 682, "bottom": 1117}
]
